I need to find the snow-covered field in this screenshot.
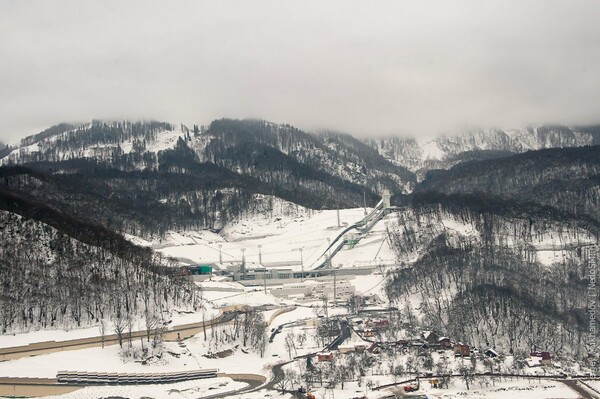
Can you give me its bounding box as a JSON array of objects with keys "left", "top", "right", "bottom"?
[{"left": 153, "top": 207, "right": 399, "bottom": 271}]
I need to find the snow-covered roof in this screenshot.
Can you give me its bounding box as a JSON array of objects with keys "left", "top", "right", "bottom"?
[
  {"left": 485, "top": 348, "right": 499, "bottom": 356},
  {"left": 526, "top": 358, "right": 541, "bottom": 367}
]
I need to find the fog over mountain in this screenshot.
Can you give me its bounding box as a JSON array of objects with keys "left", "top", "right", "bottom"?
[{"left": 2, "top": 0, "right": 600, "bottom": 142}]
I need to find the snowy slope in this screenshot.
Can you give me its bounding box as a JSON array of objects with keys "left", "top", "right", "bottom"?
[
  {"left": 154, "top": 208, "right": 369, "bottom": 270},
  {"left": 0, "top": 121, "right": 184, "bottom": 167},
  {"left": 368, "top": 125, "right": 599, "bottom": 174}
]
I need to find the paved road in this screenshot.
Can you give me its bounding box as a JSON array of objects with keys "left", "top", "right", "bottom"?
[
  {"left": 265, "top": 362, "right": 305, "bottom": 398},
  {"left": 0, "top": 310, "right": 240, "bottom": 361},
  {"left": 563, "top": 380, "right": 600, "bottom": 399},
  {"left": 198, "top": 377, "right": 265, "bottom": 399}
]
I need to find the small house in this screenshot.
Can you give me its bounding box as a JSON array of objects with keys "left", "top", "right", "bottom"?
[
  {"left": 540, "top": 352, "right": 551, "bottom": 365},
  {"left": 354, "top": 344, "right": 367, "bottom": 353},
  {"left": 421, "top": 330, "right": 439, "bottom": 344},
  {"left": 485, "top": 349, "right": 499, "bottom": 358},
  {"left": 454, "top": 343, "right": 470, "bottom": 357},
  {"left": 368, "top": 342, "right": 381, "bottom": 354},
  {"left": 438, "top": 337, "right": 452, "bottom": 349},
  {"left": 317, "top": 352, "right": 334, "bottom": 362},
  {"left": 338, "top": 345, "right": 355, "bottom": 354},
  {"left": 529, "top": 351, "right": 551, "bottom": 365},
  {"left": 374, "top": 319, "right": 390, "bottom": 329},
  {"left": 363, "top": 329, "right": 376, "bottom": 338}
]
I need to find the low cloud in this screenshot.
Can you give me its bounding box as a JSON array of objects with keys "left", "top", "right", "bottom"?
[{"left": 1, "top": 0, "right": 600, "bottom": 142}]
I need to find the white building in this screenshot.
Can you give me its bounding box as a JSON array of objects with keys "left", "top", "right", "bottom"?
[{"left": 270, "top": 279, "right": 355, "bottom": 302}]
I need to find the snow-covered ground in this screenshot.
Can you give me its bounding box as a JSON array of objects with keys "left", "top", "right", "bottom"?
[
  {"left": 155, "top": 208, "right": 366, "bottom": 270},
  {"left": 308, "top": 378, "right": 579, "bottom": 399},
  {"left": 0, "top": 304, "right": 220, "bottom": 348},
  {"left": 41, "top": 377, "right": 245, "bottom": 399},
  {"left": 0, "top": 336, "right": 272, "bottom": 378},
  {"left": 152, "top": 207, "right": 401, "bottom": 272}
]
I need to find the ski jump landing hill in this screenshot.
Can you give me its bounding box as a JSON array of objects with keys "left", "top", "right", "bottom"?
[{"left": 308, "top": 191, "right": 398, "bottom": 271}]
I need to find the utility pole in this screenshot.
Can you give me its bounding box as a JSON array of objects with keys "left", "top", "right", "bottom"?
[
  {"left": 333, "top": 270, "right": 337, "bottom": 307},
  {"left": 337, "top": 208, "right": 341, "bottom": 227},
  {"left": 218, "top": 244, "right": 223, "bottom": 264},
  {"left": 363, "top": 191, "right": 367, "bottom": 215},
  {"left": 297, "top": 247, "right": 304, "bottom": 282},
  {"left": 258, "top": 244, "right": 263, "bottom": 265},
  {"left": 300, "top": 247, "right": 304, "bottom": 281},
  {"left": 326, "top": 238, "right": 332, "bottom": 268},
  {"left": 258, "top": 245, "right": 266, "bottom": 294},
  {"left": 241, "top": 248, "right": 246, "bottom": 279}
]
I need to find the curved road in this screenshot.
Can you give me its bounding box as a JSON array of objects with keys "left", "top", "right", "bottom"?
[
  {"left": 0, "top": 310, "right": 240, "bottom": 362},
  {"left": 563, "top": 380, "right": 599, "bottom": 399},
  {"left": 197, "top": 376, "right": 266, "bottom": 399}
]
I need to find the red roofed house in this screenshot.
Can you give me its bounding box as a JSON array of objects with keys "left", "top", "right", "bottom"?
[
  {"left": 454, "top": 343, "right": 470, "bottom": 357},
  {"left": 318, "top": 352, "right": 334, "bottom": 362}
]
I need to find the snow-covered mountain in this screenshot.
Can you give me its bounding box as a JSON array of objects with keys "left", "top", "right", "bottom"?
[
  {"left": 365, "top": 125, "right": 600, "bottom": 178},
  {"left": 5, "top": 120, "right": 599, "bottom": 186},
  {"left": 1, "top": 118, "right": 599, "bottom": 238}
]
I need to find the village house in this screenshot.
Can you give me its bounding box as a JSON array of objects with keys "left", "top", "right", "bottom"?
[
  {"left": 365, "top": 318, "right": 389, "bottom": 329},
  {"left": 530, "top": 351, "right": 551, "bottom": 365},
  {"left": 421, "top": 330, "right": 439, "bottom": 344},
  {"left": 368, "top": 342, "right": 381, "bottom": 354},
  {"left": 317, "top": 352, "right": 334, "bottom": 362},
  {"left": 354, "top": 344, "right": 367, "bottom": 353},
  {"left": 438, "top": 337, "right": 452, "bottom": 349},
  {"left": 454, "top": 343, "right": 470, "bottom": 357},
  {"left": 363, "top": 328, "right": 376, "bottom": 338},
  {"left": 485, "top": 348, "right": 499, "bottom": 358}
]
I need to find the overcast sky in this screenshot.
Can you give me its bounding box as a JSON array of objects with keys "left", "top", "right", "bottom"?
[{"left": 1, "top": 0, "right": 600, "bottom": 143}]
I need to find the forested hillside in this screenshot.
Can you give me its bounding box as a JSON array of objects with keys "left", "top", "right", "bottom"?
[
  {"left": 197, "top": 119, "right": 415, "bottom": 195},
  {"left": 416, "top": 145, "right": 600, "bottom": 223},
  {"left": 0, "top": 120, "right": 414, "bottom": 237},
  {"left": 381, "top": 145, "right": 600, "bottom": 361},
  {"left": 0, "top": 210, "right": 198, "bottom": 334},
  {"left": 384, "top": 200, "right": 598, "bottom": 359}
]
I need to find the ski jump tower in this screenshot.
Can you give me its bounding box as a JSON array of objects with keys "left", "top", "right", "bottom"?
[
  {"left": 310, "top": 190, "right": 395, "bottom": 270},
  {"left": 382, "top": 189, "right": 391, "bottom": 209}
]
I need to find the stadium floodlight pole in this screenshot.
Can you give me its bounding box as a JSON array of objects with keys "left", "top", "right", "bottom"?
[
  {"left": 258, "top": 245, "right": 266, "bottom": 294},
  {"left": 258, "top": 244, "right": 263, "bottom": 265},
  {"left": 296, "top": 247, "right": 304, "bottom": 282},
  {"left": 333, "top": 270, "right": 337, "bottom": 307},
  {"left": 241, "top": 248, "right": 246, "bottom": 279},
  {"left": 301, "top": 247, "right": 304, "bottom": 281}
]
